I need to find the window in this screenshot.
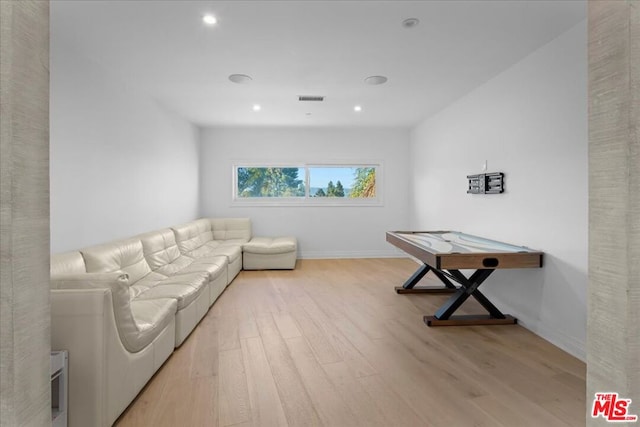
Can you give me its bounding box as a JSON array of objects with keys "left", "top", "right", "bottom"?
[
  {"left": 232, "top": 164, "right": 381, "bottom": 206},
  {"left": 236, "top": 167, "right": 305, "bottom": 198},
  {"left": 308, "top": 166, "right": 376, "bottom": 198}
]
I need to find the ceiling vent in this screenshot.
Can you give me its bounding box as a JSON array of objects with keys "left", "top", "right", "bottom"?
[{"left": 298, "top": 95, "right": 325, "bottom": 102}]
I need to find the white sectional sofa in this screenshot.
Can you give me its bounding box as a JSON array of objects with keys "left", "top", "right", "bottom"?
[{"left": 50, "top": 218, "right": 296, "bottom": 427}]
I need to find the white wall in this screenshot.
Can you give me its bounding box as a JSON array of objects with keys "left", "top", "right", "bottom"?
[
  {"left": 50, "top": 44, "right": 200, "bottom": 253},
  {"left": 409, "top": 22, "right": 587, "bottom": 359},
  {"left": 200, "top": 127, "right": 410, "bottom": 258}
]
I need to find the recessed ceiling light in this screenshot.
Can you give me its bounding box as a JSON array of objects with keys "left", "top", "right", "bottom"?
[
  {"left": 354, "top": 105, "right": 362, "bottom": 112},
  {"left": 364, "top": 75, "right": 388, "bottom": 85},
  {"left": 402, "top": 18, "right": 419, "bottom": 28},
  {"left": 229, "top": 74, "right": 252, "bottom": 84},
  {"left": 252, "top": 104, "right": 261, "bottom": 112},
  {"left": 203, "top": 14, "right": 217, "bottom": 25}
]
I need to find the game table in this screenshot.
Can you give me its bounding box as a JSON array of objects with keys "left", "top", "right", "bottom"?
[{"left": 386, "top": 231, "right": 543, "bottom": 326}]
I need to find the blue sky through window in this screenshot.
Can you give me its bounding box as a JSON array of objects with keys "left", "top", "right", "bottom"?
[{"left": 309, "top": 167, "right": 357, "bottom": 188}]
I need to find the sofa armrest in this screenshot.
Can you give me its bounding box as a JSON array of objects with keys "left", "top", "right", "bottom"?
[
  {"left": 51, "top": 271, "right": 174, "bottom": 353},
  {"left": 51, "top": 288, "right": 113, "bottom": 427},
  {"left": 51, "top": 288, "right": 176, "bottom": 427},
  {"left": 51, "top": 272, "right": 140, "bottom": 351}
]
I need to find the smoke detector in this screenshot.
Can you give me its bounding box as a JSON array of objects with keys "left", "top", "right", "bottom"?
[
  {"left": 365, "top": 76, "right": 388, "bottom": 85},
  {"left": 402, "top": 18, "right": 420, "bottom": 28},
  {"left": 229, "top": 74, "right": 252, "bottom": 84}
]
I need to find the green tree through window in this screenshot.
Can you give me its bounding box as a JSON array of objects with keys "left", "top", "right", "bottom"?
[
  {"left": 350, "top": 168, "right": 375, "bottom": 198},
  {"left": 237, "top": 167, "right": 304, "bottom": 197},
  {"left": 326, "top": 181, "right": 336, "bottom": 197}
]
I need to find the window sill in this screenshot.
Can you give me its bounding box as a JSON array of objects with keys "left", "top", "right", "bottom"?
[{"left": 231, "top": 198, "right": 383, "bottom": 207}]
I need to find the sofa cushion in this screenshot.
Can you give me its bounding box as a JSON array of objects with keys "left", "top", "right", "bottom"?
[
  {"left": 243, "top": 236, "right": 297, "bottom": 254},
  {"left": 51, "top": 251, "right": 86, "bottom": 277},
  {"left": 133, "top": 271, "right": 209, "bottom": 310},
  {"left": 208, "top": 245, "right": 242, "bottom": 263},
  {"left": 181, "top": 255, "right": 228, "bottom": 281},
  {"left": 129, "top": 298, "right": 178, "bottom": 350},
  {"left": 51, "top": 271, "right": 176, "bottom": 352},
  {"left": 187, "top": 245, "right": 215, "bottom": 259},
  {"left": 210, "top": 218, "right": 251, "bottom": 242},
  {"left": 138, "top": 228, "right": 197, "bottom": 276},
  {"left": 83, "top": 238, "right": 152, "bottom": 285},
  {"left": 204, "top": 240, "right": 221, "bottom": 250},
  {"left": 152, "top": 257, "right": 193, "bottom": 277},
  {"left": 127, "top": 271, "right": 168, "bottom": 299},
  {"left": 172, "top": 219, "right": 213, "bottom": 257},
  {"left": 189, "top": 255, "right": 227, "bottom": 268},
  {"left": 138, "top": 228, "right": 182, "bottom": 270},
  {"left": 243, "top": 251, "right": 297, "bottom": 270}
]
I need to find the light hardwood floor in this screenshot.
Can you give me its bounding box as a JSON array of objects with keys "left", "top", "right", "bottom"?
[{"left": 116, "top": 258, "right": 586, "bottom": 427}]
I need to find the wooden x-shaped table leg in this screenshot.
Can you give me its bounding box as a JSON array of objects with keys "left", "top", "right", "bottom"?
[
  {"left": 394, "top": 263, "right": 457, "bottom": 294},
  {"left": 423, "top": 269, "right": 517, "bottom": 326}
]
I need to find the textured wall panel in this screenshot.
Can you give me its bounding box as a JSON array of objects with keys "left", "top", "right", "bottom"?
[
  {"left": 587, "top": 0, "right": 639, "bottom": 425},
  {"left": 629, "top": 0, "right": 640, "bottom": 406},
  {"left": 0, "top": 1, "right": 51, "bottom": 426}
]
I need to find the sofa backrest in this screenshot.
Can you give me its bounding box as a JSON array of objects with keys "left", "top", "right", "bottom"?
[
  {"left": 137, "top": 228, "right": 193, "bottom": 275},
  {"left": 171, "top": 219, "right": 213, "bottom": 255},
  {"left": 51, "top": 251, "right": 86, "bottom": 278},
  {"left": 137, "top": 228, "right": 181, "bottom": 269},
  {"left": 210, "top": 218, "right": 252, "bottom": 242},
  {"left": 82, "top": 238, "right": 152, "bottom": 285}
]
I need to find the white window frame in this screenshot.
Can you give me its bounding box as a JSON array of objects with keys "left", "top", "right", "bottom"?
[{"left": 231, "top": 162, "right": 383, "bottom": 207}]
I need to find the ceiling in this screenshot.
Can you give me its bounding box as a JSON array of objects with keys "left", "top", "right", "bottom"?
[{"left": 51, "top": 1, "right": 586, "bottom": 128}]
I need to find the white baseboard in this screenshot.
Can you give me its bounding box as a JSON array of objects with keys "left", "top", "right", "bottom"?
[
  {"left": 298, "top": 249, "right": 406, "bottom": 259},
  {"left": 516, "top": 315, "right": 586, "bottom": 362}
]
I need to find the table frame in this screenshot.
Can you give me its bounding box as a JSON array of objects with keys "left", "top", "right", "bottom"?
[{"left": 387, "top": 231, "right": 543, "bottom": 326}]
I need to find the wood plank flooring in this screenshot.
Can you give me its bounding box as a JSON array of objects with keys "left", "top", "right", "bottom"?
[{"left": 115, "top": 258, "right": 586, "bottom": 427}]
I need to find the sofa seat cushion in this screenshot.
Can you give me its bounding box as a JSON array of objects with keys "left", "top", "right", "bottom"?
[
  {"left": 217, "top": 239, "right": 247, "bottom": 247},
  {"left": 185, "top": 246, "right": 215, "bottom": 258},
  {"left": 129, "top": 298, "right": 177, "bottom": 350},
  {"left": 151, "top": 252, "right": 226, "bottom": 282},
  {"left": 153, "top": 256, "right": 193, "bottom": 277},
  {"left": 127, "top": 272, "right": 168, "bottom": 299},
  {"left": 204, "top": 240, "right": 221, "bottom": 250},
  {"left": 181, "top": 255, "right": 228, "bottom": 281},
  {"left": 243, "top": 237, "right": 297, "bottom": 254},
  {"left": 133, "top": 272, "right": 209, "bottom": 310},
  {"left": 207, "top": 245, "right": 242, "bottom": 263},
  {"left": 190, "top": 255, "right": 227, "bottom": 268}
]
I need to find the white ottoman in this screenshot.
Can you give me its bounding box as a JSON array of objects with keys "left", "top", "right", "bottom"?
[{"left": 243, "top": 236, "right": 297, "bottom": 270}]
